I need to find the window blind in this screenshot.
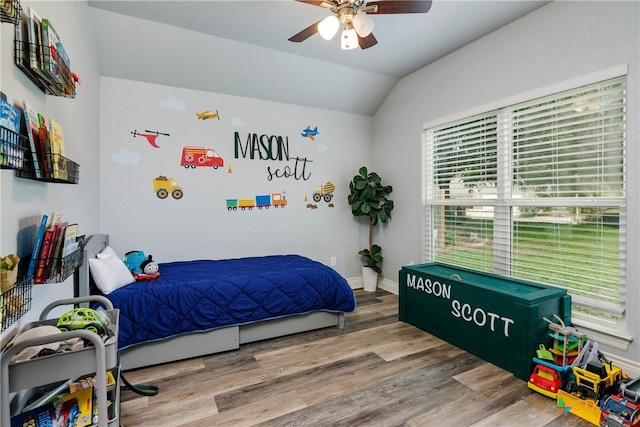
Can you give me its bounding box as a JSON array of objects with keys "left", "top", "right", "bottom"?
[{"left": 424, "top": 76, "right": 626, "bottom": 322}]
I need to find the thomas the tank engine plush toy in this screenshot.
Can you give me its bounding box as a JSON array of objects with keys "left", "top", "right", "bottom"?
[{"left": 123, "top": 250, "right": 160, "bottom": 280}]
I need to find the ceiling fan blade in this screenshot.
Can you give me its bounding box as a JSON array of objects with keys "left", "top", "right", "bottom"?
[
  {"left": 366, "top": 0, "right": 432, "bottom": 14},
  {"left": 288, "top": 20, "right": 322, "bottom": 43},
  {"left": 295, "top": 0, "right": 337, "bottom": 8},
  {"left": 358, "top": 32, "right": 378, "bottom": 49}
]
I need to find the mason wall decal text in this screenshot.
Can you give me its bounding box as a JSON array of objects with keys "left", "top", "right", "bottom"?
[{"left": 234, "top": 132, "right": 313, "bottom": 181}]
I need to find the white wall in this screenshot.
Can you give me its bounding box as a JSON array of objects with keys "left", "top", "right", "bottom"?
[
  {"left": 373, "top": 1, "right": 640, "bottom": 368},
  {"left": 1, "top": 1, "right": 101, "bottom": 337},
  {"left": 99, "top": 77, "right": 373, "bottom": 278}
]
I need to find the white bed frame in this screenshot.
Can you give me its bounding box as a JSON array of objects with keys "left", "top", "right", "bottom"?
[{"left": 76, "top": 234, "right": 346, "bottom": 370}]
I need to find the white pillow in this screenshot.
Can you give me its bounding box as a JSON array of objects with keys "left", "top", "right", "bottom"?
[
  {"left": 88, "top": 246, "right": 135, "bottom": 294},
  {"left": 97, "top": 245, "right": 119, "bottom": 260}
]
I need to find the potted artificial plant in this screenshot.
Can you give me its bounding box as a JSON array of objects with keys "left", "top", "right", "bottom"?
[{"left": 347, "top": 166, "right": 394, "bottom": 291}]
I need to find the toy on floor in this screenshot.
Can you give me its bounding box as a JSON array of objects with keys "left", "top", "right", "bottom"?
[
  {"left": 528, "top": 315, "right": 635, "bottom": 426},
  {"left": 528, "top": 315, "right": 587, "bottom": 399},
  {"left": 558, "top": 341, "right": 629, "bottom": 425},
  {"left": 123, "top": 250, "right": 160, "bottom": 280},
  {"left": 544, "top": 314, "right": 588, "bottom": 367},
  {"left": 600, "top": 376, "right": 640, "bottom": 426}
]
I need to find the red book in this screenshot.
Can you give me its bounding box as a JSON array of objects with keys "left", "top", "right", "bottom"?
[
  {"left": 44, "top": 221, "right": 67, "bottom": 281},
  {"left": 34, "top": 228, "right": 55, "bottom": 284}
]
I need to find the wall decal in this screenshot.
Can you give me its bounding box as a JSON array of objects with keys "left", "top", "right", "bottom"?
[
  {"left": 131, "top": 130, "right": 170, "bottom": 148},
  {"left": 234, "top": 131, "right": 314, "bottom": 182},
  {"left": 160, "top": 96, "right": 186, "bottom": 112},
  {"left": 312, "top": 182, "right": 335, "bottom": 203},
  {"left": 153, "top": 176, "right": 184, "bottom": 200},
  {"left": 301, "top": 126, "right": 319, "bottom": 141},
  {"left": 226, "top": 192, "right": 287, "bottom": 211},
  {"left": 181, "top": 146, "right": 224, "bottom": 170},
  {"left": 266, "top": 157, "right": 312, "bottom": 181},
  {"left": 111, "top": 148, "right": 140, "bottom": 165},
  {"left": 234, "top": 132, "right": 290, "bottom": 161},
  {"left": 195, "top": 110, "right": 220, "bottom": 120},
  {"left": 306, "top": 182, "right": 335, "bottom": 209}
]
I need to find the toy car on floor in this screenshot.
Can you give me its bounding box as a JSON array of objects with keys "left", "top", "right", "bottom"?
[{"left": 600, "top": 377, "right": 640, "bottom": 427}]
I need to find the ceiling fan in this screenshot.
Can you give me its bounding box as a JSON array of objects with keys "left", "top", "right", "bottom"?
[{"left": 288, "top": 0, "right": 433, "bottom": 50}]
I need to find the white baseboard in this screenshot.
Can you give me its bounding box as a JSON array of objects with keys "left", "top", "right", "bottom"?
[
  {"left": 347, "top": 276, "right": 398, "bottom": 294},
  {"left": 379, "top": 277, "right": 398, "bottom": 294},
  {"left": 347, "top": 277, "right": 362, "bottom": 289},
  {"left": 601, "top": 352, "right": 640, "bottom": 378}
]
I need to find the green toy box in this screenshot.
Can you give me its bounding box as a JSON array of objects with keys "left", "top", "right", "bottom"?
[{"left": 399, "top": 263, "right": 571, "bottom": 381}]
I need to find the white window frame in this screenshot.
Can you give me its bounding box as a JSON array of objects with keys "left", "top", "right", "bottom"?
[{"left": 422, "top": 65, "right": 630, "bottom": 344}]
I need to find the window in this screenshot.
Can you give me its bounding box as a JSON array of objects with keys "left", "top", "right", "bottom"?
[{"left": 423, "top": 75, "right": 626, "bottom": 326}]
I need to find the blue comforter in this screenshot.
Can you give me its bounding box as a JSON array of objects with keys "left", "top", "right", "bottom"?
[{"left": 103, "top": 255, "right": 356, "bottom": 350}]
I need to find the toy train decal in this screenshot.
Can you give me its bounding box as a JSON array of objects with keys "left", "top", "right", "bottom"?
[{"left": 226, "top": 193, "right": 287, "bottom": 211}]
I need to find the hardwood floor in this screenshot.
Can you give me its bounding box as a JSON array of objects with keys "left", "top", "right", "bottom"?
[{"left": 119, "top": 290, "right": 593, "bottom": 427}]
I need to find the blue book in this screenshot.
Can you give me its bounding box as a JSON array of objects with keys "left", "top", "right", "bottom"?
[
  {"left": 0, "top": 96, "right": 22, "bottom": 133},
  {"left": 27, "top": 214, "right": 48, "bottom": 278}
]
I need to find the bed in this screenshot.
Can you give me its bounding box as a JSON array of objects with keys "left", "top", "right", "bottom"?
[{"left": 76, "top": 234, "right": 356, "bottom": 370}]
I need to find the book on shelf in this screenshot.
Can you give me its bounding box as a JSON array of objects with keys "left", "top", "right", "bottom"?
[
  {"left": 0, "top": 93, "right": 21, "bottom": 133},
  {"left": 47, "top": 221, "right": 68, "bottom": 282},
  {"left": 33, "top": 227, "right": 55, "bottom": 284},
  {"left": 21, "top": 100, "right": 42, "bottom": 178},
  {"left": 44, "top": 221, "right": 68, "bottom": 282},
  {"left": 11, "top": 385, "right": 94, "bottom": 427},
  {"left": 37, "top": 113, "right": 51, "bottom": 178},
  {"left": 19, "top": 378, "right": 76, "bottom": 413},
  {"left": 27, "top": 7, "right": 43, "bottom": 71},
  {"left": 33, "top": 212, "right": 64, "bottom": 284},
  {"left": 43, "top": 18, "right": 71, "bottom": 90},
  {"left": 62, "top": 223, "right": 79, "bottom": 258},
  {"left": 54, "top": 40, "right": 73, "bottom": 94},
  {"left": 50, "top": 210, "right": 64, "bottom": 226},
  {"left": 47, "top": 117, "right": 67, "bottom": 180},
  {"left": 27, "top": 212, "right": 64, "bottom": 281},
  {"left": 70, "top": 371, "right": 116, "bottom": 394},
  {"left": 14, "top": 8, "right": 29, "bottom": 69},
  {"left": 27, "top": 214, "right": 48, "bottom": 278},
  {"left": 0, "top": 94, "right": 23, "bottom": 168},
  {"left": 40, "top": 18, "right": 61, "bottom": 80}
]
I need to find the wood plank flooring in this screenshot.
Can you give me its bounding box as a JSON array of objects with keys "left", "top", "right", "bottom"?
[{"left": 119, "top": 290, "right": 593, "bottom": 427}]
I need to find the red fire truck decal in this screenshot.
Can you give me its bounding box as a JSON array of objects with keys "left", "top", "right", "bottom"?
[{"left": 181, "top": 146, "right": 224, "bottom": 169}]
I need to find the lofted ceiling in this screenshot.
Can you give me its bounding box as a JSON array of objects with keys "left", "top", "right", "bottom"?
[{"left": 87, "top": 0, "right": 550, "bottom": 116}]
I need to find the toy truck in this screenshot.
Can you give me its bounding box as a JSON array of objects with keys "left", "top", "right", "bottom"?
[
  {"left": 181, "top": 146, "right": 224, "bottom": 169},
  {"left": 312, "top": 182, "right": 335, "bottom": 203},
  {"left": 564, "top": 356, "right": 628, "bottom": 402},
  {"left": 528, "top": 359, "right": 572, "bottom": 399},
  {"left": 558, "top": 352, "right": 629, "bottom": 425},
  {"left": 153, "top": 176, "right": 184, "bottom": 199},
  {"left": 600, "top": 394, "right": 640, "bottom": 427},
  {"left": 621, "top": 377, "right": 640, "bottom": 403},
  {"left": 600, "top": 377, "right": 640, "bottom": 427}
]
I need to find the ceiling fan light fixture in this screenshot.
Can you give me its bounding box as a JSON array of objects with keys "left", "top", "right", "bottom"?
[
  {"left": 318, "top": 15, "right": 340, "bottom": 40},
  {"left": 352, "top": 12, "right": 374, "bottom": 37},
  {"left": 341, "top": 23, "right": 358, "bottom": 50}
]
